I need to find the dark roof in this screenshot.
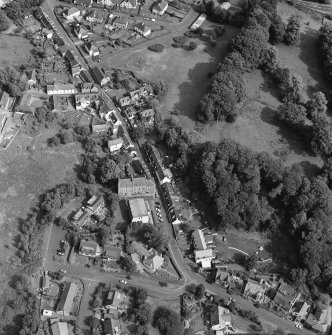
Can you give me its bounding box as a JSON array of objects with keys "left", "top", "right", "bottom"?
[
  {"left": 104, "top": 245, "right": 121, "bottom": 259},
  {"left": 76, "top": 0, "right": 92, "bottom": 5},
  {"left": 103, "top": 319, "right": 113, "bottom": 335},
  {"left": 56, "top": 282, "right": 76, "bottom": 314},
  {"left": 92, "top": 66, "right": 106, "bottom": 84}
]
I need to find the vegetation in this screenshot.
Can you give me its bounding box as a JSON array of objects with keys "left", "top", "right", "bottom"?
[
  {"left": 0, "top": 10, "right": 10, "bottom": 31},
  {"left": 153, "top": 306, "right": 183, "bottom": 335},
  {"left": 130, "top": 288, "right": 152, "bottom": 335},
  {"left": 284, "top": 15, "right": 301, "bottom": 46},
  {"left": 148, "top": 44, "right": 165, "bottom": 52},
  {"left": 318, "top": 23, "right": 332, "bottom": 82},
  {"left": 5, "top": 0, "right": 44, "bottom": 21}
]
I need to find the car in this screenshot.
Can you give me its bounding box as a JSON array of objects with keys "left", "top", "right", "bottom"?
[
  {"left": 155, "top": 201, "right": 161, "bottom": 205},
  {"left": 119, "top": 280, "right": 127, "bottom": 284},
  {"left": 59, "top": 269, "right": 66, "bottom": 273},
  {"left": 253, "top": 302, "right": 260, "bottom": 308},
  {"left": 130, "top": 14, "right": 135, "bottom": 17},
  {"left": 158, "top": 218, "right": 164, "bottom": 222},
  {"left": 156, "top": 208, "right": 161, "bottom": 213},
  {"left": 57, "top": 251, "right": 64, "bottom": 256},
  {"left": 295, "top": 323, "right": 303, "bottom": 329}
]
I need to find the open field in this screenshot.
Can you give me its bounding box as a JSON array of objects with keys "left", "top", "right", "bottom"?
[
  {"left": 0, "top": 128, "right": 81, "bottom": 330},
  {"left": 0, "top": 34, "right": 35, "bottom": 67}
]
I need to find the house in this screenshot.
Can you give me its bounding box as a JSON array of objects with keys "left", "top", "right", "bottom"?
[
  {"left": 74, "top": 0, "right": 93, "bottom": 6},
  {"left": 192, "top": 229, "right": 207, "bottom": 250},
  {"left": 305, "top": 304, "right": 329, "bottom": 334},
  {"left": 92, "top": 124, "right": 109, "bottom": 133},
  {"left": 51, "top": 322, "right": 69, "bottom": 335},
  {"left": 169, "top": 207, "right": 181, "bottom": 225},
  {"left": 211, "top": 306, "right": 232, "bottom": 332},
  {"left": 75, "top": 93, "right": 98, "bottom": 109},
  {"left": 92, "top": 66, "right": 110, "bottom": 86},
  {"left": 122, "top": 134, "right": 134, "bottom": 150},
  {"left": 79, "top": 240, "right": 101, "bottom": 257},
  {"left": 128, "top": 198, "right": 149, "bottom": 224},
  {"left": 143, "top": 253, "right": 164, "bottom": 273},
  {"left": 273, "top": 282, "right": 300, "bottom": 313},
  {"left": 105, "top": 290, "right": 126, "bottom": 309},
  {"left": 152, "top": 0, "right": 168, "bottom": 15},
  {"left": 15, "top": 93, "right": 36, "bottom": 114},
  {"left": 156, "top": 166, "right": 171, "bottom": 184},
  {"left": 86, "top": 195, "right": 104, "bottom": 214},
  {"left": 120, "top": 0, "right": 137, "bottom": 9},
  {"left": 191, "top": 13, "right": 206, "bottom": 30},
  {"left": 118, "top": 177, "right": 156, "bottom": 197},
  {"left": 194, "top": 249, "right": 215, "bottom": 268},
  {"left": 41, "top": 275, "right": 50, "bottom": 291},
  {"left": 63, "top": 7, "right": 81, "bottom": 21},
  {"left": 113, "top": 16, "right": 128, "bottom": 29},
  {"left": 130, "top": 241, "right": 151, "bottom": 258},
  {"left": 103, "top": 318, "right": 121, "bottom": 335},
  {"left": 119, "top": 96, "right": 131, "bottom": 107},
  {"left": 58, "top": 45, "right": 69, "bottom": 57},
  {"left": 139, "top": 108, "right": 154, "bottom": 124},
  {"left": 81, "top": 82, "right": 98, "bottom": 93},
  {"left": 72, "top": 209, "right": 90, "bottom": 228},
  {"left": 110, "top": 112, "right": 122, "bottom": 126},
  {"left": 242, "top": 279, "right": 266, "bottom": 303},
  {"left": 56, "top": 282, "right": 77, "bottom": 316},
  {"left": 75, "top": 26, "right": 88, "bottom": 39},
  {"left": 134, "top": 22, "right": 151, "bottom": 37},
  {"left": 42, "top": 28, "right": 53, "bottom": 39},
  {"left": 139, "top": 85, "right": 153, "bottom": 96},
  {"left": 97, "top": 0, "right": 115, "bottom": 5},
  {"left": 103, "top": 245, "right": 122, "bottom": 261},
  {"left": 108, "top": 138, "right": 124, "bottom": 152},
  {"left": 85, "top": 41, "right": 100, "bottom": 57},
  {"left": 0, "top": 91, "right": 12, "bottom": 112},
  {"left": 47, "top": 84, "right": 77, "bottom": 95},
  {"left": 130, "top": 89, "right": 140, "bottom": 100},
  {"left": 292, "top": 301, "right": 311, "bottom": 321},
  {"left": 71, "top": 64, "right": 82, "bottom": 77},
  {"left": 86, "top": 10, "right": 104, "bottom": 24}
]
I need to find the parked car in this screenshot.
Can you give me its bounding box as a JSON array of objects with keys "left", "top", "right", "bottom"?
[
  {"left": 119, "top": 280, "right": 127, "bottom": 284},
  {"left": 59, "top": 269, "right": 66, "bottom": 273}
]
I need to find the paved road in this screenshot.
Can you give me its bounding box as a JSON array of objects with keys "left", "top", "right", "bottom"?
[
  {"left": 39, "top": 1, "right": 315, "bottom": 333},
  {"left": 293, "top": 0, "right": 332, "bottom": 14}
]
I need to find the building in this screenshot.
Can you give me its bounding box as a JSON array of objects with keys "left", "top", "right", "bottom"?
[
  {"left": 139, "top": 85, "right": 153, "bottom": 96},
  {"left": 71, "top": 64, "right": 81, "bottom": 77},
  {"left": 108, "top": 138, "right": 124, "bottom": 153},
  {"left": 130, "top": 89, "right": 140, "bottom": 100},
  {"left": 119, "top": 96, "right": 131, "bottom": 107},
  {"left": 86, "top": 195, "right": 104, "bottom": 214},
  {"left": 58, "top": 45, "right": 69, "bottom": 57},
  {"left": 47, "top": 84, "right": 77, "bottom": 95},
  {"left": 72, "top": 209, "right": 90, "bottom": 228},
  {"left": 152, "top": 0, "right": 168, "bottom": 15},
  {"left": 75, "top": 93, "right": 99, "bottom": 110},
  {"left": 97, "top": 0, "right": 114, "bottom": 4},
  {"left": 103, "top": 245, "right": 122, "bottom": 260},
  {"left": 143, "top": 253, "right": 164, "bottom": 273},
  {"left": 139, "top": 108, "right": 154, "bottom": 124},
  {"left": 242, "top": 279, "right": 266, "bottom": 303},
  {"left": 56, "top": 282, "right": 77, "bottom": 316},
  {"left": 0, "top": 91, "right": 12, "bottom": 112},
  {"left": 75, "top": 26, "right": 88, "bottom": 39},
  {"left": 79, "top": 240, "right": 101, "bottom": 257},
  {"left": 92, "top": 66, "right": 110, "bottom": 86},
  {"left": 113, "top": 16, "right": 128, "bottom": 29},
  {"left": 27, "top": 69, "right": 37, "bottom": 88},
  {"left": 74, "top": 0, "right": 92, "bottom": 6},
  {"left": 41, "top": 275, "right": 50, "bottom": 291},
  {"left": 194, "top": 249, "right": 215, "bottom": 268},
  {"left": 103, "top": 318, "right": 121, "bottom": 335},
  {"left": 273, "top": 282, "right": 300, "bottom": 313},
  {"left": 192, "top": 229, "right": 207, "bottom": 250},
  {"left": 292, "top": 301, "right": 311, "bottom": 321},
  {"left": 105, "top": 290, "right": 126, "bottom": 309},
  {"left": 92, "top": 124, "right": 109, "bottom": 133},
  {"left": 131, "top": 241, "right": 151, "bottom": 258},
  {"left": 122, "top": 134, "right": 134, "bottom": 150},
  {"left": 156, "top": 166, "right": 171, "bottom": 184},
  {"left": 63, "top": 7, "right": 81, "bottom": 21},
  {"left": 128, "top": 198, "right": 149, "bottom": 224},
  {"left": 86, "top": 10, "right": 104, "bottom": 23},
  {"left": 81, "top": 82, "right": 98, "bottom": 93},
  {"left": 15, "top": 93, "right": 36, "bottom": 114},
  {"left": 85, "top": 41, "right": 100, "bottom": 57},
  {"left": 109, "top": 111, "right": 122, "bottom": 126},
  {"left": 51, "top": 322, "right": 69, "bottom": 335},
  {"left": 305, "top": 304, "right": 329, "bottom": 334},
  {"left": 190, "top": 13, "right": 206, "bottom": 30},
  {"left": 220, "top": 1, "right": 231, "bottom": 10},
  {"left": 118, "top": 177, "right": 156, "bottom": 197},
  {"left": 120, "top": 0, "right": 137, "bottom": 9},
  {"left": 211, "top": 306, "right": 232, "bottom": 332},
  {"left": 134, "top": 22, "right": 151, "bottom": 37},
  {"left": 42, "top": 28, "right": 53, "bottom": 39}
]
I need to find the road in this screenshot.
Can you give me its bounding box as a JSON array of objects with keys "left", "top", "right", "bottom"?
[
  {"left": 39, "top": 1, "right": 315, "bottom": 333},
  {"left": 293, "top": 0, "right": 332, "bottom": 15}
]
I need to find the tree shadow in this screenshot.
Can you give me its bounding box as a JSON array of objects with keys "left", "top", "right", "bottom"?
[
  {"left": 259, "top": 71, "right": 280, "bottom": 101},
  {"left": 298, "top": 160, "right": 321, "bottom": 178}
]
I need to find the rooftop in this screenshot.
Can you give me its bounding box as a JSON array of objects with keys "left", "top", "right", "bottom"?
[{"left": 129, "top": 198, "right": 148, "bottom": 218}]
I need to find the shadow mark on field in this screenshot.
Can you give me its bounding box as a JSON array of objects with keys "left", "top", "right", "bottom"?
[{"left": 298, "top": 160, "right": 321, "bottom": 178}]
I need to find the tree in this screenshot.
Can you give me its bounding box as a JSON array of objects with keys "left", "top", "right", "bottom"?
[
  {"left": 99, "top": 156, "right": 121, "bottom": 183},
  {"left": 188, "top": 42, "right": 197, "bottom": 50},
  {"left": 131, "top": 126, "right": 145, "bottom": 141},
  {"left": 276, "top": 102, "right": 307, "bottom": 129},
  {"left": 0, "top": 10, "right": 10, "bottom": 31},
  {"left": 7, "top": 82, "right": 21, "bottom": 96},
  {"left": 48, "top": 136, "right": 60, "bottom": 147},
  {"left": 59, "top": 130, "right": 74, "bottom": 144},
  {"left": 306, "top": 91, "right": 327, "bottom": 121},
  {"left": 195, "top": 283, "right": 205, "bottom": 300},
  {"left": 88, "top": 316, "right": 100, "bottom": 329},
  {"left": 151, "top": 80, "right": 168, "bottom": 98},
  {"left": 119, "top": 255, "right": 137, "bottom": 273},
  {"left": 135, "top": 303, "right": 152, "bottom": 325},
  {"left": 269, "top": 15, "right": 285, "bottom": 45},
  {"left": 284, "top": 15, "right": 301, "bottom": 46},
  {"left": 153, "top": 306, "right": 183, "bottom": 335},
  {"left": 311, "top": 117, "right": 332, "bottom": 156}
]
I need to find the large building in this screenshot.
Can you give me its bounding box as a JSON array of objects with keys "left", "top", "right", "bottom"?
[
  {"left": 190, "top": 13, "right": 206, "bottom": 30},
  {"left": 108, "top": 138, "right": 124, "bottom": 153},
  {"left": 152, "top": 0, "right": 168, "bottom": 15},
  {"left": 56, "top": 282, "right": 77, "bottom": 316},
  {"left": 128, "top": 198, "right": 149, "bottom": 224},
  {"left": 91, "top": 66, "right": 110, "bottom": 86},
  {"left": 192, "top": 229, "right": 207, "bottom": 250},
  {"left": 47, "top": 84, "right": 77, "bottom": 95},
  {"left": 118, "top": 177, "right": 156, "bottom": 197},
  {"left": 51, "top": 322, "right": 69, "bottom": 335},
  {"left": 79, "top": 240, "right": 101, "bottom": 257},
  {"left": 194, "top": 249, "right": 215, "bottom": 268}
]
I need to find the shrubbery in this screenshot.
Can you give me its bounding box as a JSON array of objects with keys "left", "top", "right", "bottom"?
[{"left": 148, "top": 44, "right": 165, "bottom": 52}]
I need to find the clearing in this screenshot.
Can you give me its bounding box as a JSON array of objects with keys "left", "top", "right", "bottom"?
[{"left": 0, "top": 34, "right": 35, "bottom": 67}]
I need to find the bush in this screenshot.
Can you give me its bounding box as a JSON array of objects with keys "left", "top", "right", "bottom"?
[
  {"left": 188, "top": 42, "right": 197, "bottom": 50},
  {"left": 148, "top": 44, "right": 165, "bottom": 52},
  {"left": 172, "top": 42, "right": 182, "bottom": 48},
  {"left": 173, "top": 36, "right": 187, "bottom": 45}
]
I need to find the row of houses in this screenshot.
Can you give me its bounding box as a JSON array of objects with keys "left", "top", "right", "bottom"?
[
  {"left": 107, "top": 133, "right": 134, "bottom": 153},
  {"left": 192, "top": 228, "right": 216, "bottom": 268},
  {"left": 118, "top": 84, "right": 153, "bottom": 107},
  {"left": 79, "top": 239, "right": 122, "bottom": 260}
]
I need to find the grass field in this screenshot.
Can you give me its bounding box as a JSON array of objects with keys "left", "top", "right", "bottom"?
[
  {"left": 0, "top": 34, "right": 35, "bottom": 67},
  {"left": 0, "top": 128, "right": 81, "bottom": 331}
]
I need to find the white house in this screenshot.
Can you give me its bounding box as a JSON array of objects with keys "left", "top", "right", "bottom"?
[
  {"left": 63, "top": 7, "right": 81, "bottom": 21},
  {"left": 120, "top": 0, "right": 137, "bottom": 8},
  {"left": 134, "top": 22, "right": 151, "bottom": 37},
  {"left": 220, "top": 2, "right": 231, "bottom": 10},
  {"left": 211, "top": 306, "right": 232, "bottom": 332},
  {"left": 152, "top": 0, "right": 168, "bottom": 15},
  {"left": 195, "top": 248, "right": 215, "bottom": 268},
  {"left": 75, "top": 27, "right": 88, "bottom": 39},
  {"left": 129, "top": 198, "right": 149, "bottom": 224},
  {"left": 108, "top": 138, "right": 124, "bottom": 152},
  {"left": 47, "top": 84, "right": 77, "bottom": 95}
]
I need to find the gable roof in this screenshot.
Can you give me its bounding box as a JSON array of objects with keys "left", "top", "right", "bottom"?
[
  {"left": 134, "top": 22, "right": 150, "bottom": 33},
  {"left": 195, "top": 248, "right": 214, "bottom": 260},
  {"left": 192, "top": 229, "right": 206, "bottom": 250},
  {"left": 56, "top": 282, "right": 77, "bottom": 314},
  {"left": 51, "top": 322, "right": 69, "bottom": 335},
  {"left": 104, "top": 245, "right": 122, "bottom": 259},
  {"left": 144, "top": 254, "right": 164, "bottom": 271},
  {"left": 153, "top": 0, "right": 168, "bottom": 11},
  {"left": 131, "top": 241, "right": 150, "bottom": 257}
]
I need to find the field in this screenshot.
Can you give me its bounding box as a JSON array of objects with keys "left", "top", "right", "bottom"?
[
  {"left": 0, "top": 128, "right": 81, "bottom": 331},
  {"left": 0, "top": 34, "right": 35, "bottom": 67}
]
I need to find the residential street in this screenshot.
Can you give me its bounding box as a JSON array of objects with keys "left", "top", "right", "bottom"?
[{"left": 39, "top": 1, "right": 317, "bottom": 333}]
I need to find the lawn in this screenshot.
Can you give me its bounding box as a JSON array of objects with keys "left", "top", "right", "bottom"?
[
  {"left": 0, "top": 34, "right": 35, "bottom": 67},
  {"left": 0, "top": 128, "right": 81, "bottom": 332}
]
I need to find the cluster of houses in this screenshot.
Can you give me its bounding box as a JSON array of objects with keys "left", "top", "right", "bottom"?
[
  {"left": 143, "top": 142, "right": 182, "bottom": 226},
  {"left": 192, "top": 228, "right": 216, "bottom": 269},
  {"left": 214, "top": 270, "right": 329, "bottom": 334}
]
